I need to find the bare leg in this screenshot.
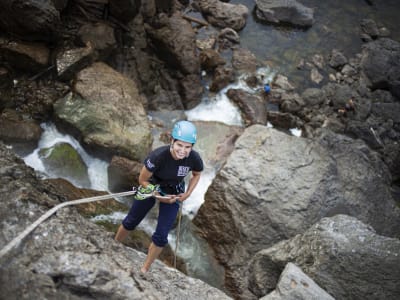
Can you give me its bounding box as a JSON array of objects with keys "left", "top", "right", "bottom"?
[
  {"left": 114, "top": 225, "right": 130, "bottom": 242},
  {"left": 141, "top": 242, "right": 163, "bottom": 273}
]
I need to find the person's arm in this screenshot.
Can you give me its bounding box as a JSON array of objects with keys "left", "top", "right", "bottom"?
[
  {"left": 137, "top": 166, "right": 177, "bottom": 204},
  {"left": 138, "top": 166, "right": 153, "bottom": 187},
  {"left": 177, "top": 171, "right": 202, "bottom": 202}
]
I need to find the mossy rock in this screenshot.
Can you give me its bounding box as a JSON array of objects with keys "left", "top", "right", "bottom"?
[{"left": 39, "top": 142, "right": 90, "bottom": 187}]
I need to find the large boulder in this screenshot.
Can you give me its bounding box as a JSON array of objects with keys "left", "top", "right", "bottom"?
[
  {"left": 226, "top": 88, "right": 267, "bottom": 126},
  {"left": 145, "top": 12, "right": 203, "bottom": 108},
  {"left": 38, "top": 142, "right": 91, "bottom": 188},
  {"left": 107, "top": 155, "right": 142, "bottom": 192},
  {"left": 194, "top": 125, "right": 400, "bottom": 297},
  {"left": 146, "top": 12, "right": 200, "bottom": 75},
  {"left": 0, "top": 142, "right": 232, "bottom": 300},
  {"left": 0, "top": 37, "right": 50, "bottom": 74},
  {"left": 255, "top": 0, "right": 314, "bottom": 28},
  {"left": 194, "top": 0, "right": 249, "bottom": 31},
  {"left": 54, "top": 62, "right": 152, "bottom": 161},
  {"left": 0, "top": 0, "right": 60, "bottom": 42},
  {"left": 261, "top": 263, "right": 335, "bottom": 300},
  {"left": 0, "top": 110, "right": 43, "bottom": 147},
  {"left": 360, "top": 38, "right": 400, "bottom": 99},
  {"left": 249, "top": 215, "right": 400, "bottom": 300}
]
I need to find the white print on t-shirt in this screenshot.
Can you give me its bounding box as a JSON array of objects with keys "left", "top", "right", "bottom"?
[
  {"left": 146, "top": 159, "right": 155, "bottom": 169},
  {"left": 177, "top": 166, "right": 190, "bottom": 177}
]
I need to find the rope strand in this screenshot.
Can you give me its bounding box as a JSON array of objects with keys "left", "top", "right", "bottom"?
[{"left": 0, "top": 190, "right": 137, "bottom": 260}]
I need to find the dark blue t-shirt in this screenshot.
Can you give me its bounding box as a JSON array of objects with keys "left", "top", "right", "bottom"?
[{"left": 144, "top": 145, "right": 203, "bottom": 191}]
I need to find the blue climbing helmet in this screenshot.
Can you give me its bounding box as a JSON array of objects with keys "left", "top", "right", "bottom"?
[{"left": 171, "top": 120, "right": 197, "bottom": 144}]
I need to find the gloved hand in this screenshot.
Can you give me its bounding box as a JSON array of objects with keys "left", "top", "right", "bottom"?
[{"left": 134, "top": 184, "right": 159, "bottom": 200}]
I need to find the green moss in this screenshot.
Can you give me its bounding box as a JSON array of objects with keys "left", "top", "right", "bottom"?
[{"left": 39, "top": 142, "right": 90, "bottom": 185}]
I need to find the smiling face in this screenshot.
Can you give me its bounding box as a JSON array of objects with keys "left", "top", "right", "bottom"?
[{"left": 170, "top": 139, "right": 193, "bottom": 160}]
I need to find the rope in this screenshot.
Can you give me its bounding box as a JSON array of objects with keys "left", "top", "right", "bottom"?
[{"left": 0, "top": 190, "right": 138, "bottom": 260}]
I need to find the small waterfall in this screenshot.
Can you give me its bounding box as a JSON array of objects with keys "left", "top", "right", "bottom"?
[{"left": 23, "top": 122, "right": 109, "bottom": 190}]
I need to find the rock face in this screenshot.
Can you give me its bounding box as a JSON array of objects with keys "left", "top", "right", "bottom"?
[
  {"left": 195, "top": 0, "right": 249, "bottom": 31},
  {"left": 227, "top": 89, "right": 267, "bottom": 126},
  {"left": 0, "top": 110, "right": 43, "bottom": 145},
  {"left": 0, "top": 142, "right": 232, "bottom": 300},
  {"left": 360, "top": 38, "right": 400, "bottom": 97},
  {"left": 194, "top": 125, "right": 400, "bottom": 297},
  {"left": 249, "top": 215, "right": 400, "bottom": 300},
  {"left": 0, "top": 37, "right": 50, "bottom": 73},
  {"left": 261, "top": 263, "right": 335, "bottom": 300},
  {"left": 54, "top": 62, "right": 152, "bottom": 161},
  {"left": 145, "top": 12, "right": 203, "bottom": 108},
  {"left": 0, "top": 0, "right": 61, "bottom": 42},
  {"left": 146, "top": 12, "right": 199, "bottom": 75},
  {"left": 255, "top": 0, "right": 314, "bottom": 27},
  {"left": 38, "top": 142, "right": 91, "bottom": 188}
]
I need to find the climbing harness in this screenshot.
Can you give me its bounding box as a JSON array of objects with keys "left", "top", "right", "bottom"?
[{"left": 0, "top": 188, "right": 174, "bottom": 260}]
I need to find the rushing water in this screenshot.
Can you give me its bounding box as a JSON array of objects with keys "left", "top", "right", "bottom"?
[{"left": 23, "top": 123, "right": 109, "bottom": 190}]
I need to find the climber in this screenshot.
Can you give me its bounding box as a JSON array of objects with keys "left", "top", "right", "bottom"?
[
  {"left": 264, "top": 83, "right": 271, "bottom": 94},
  {"left": 114, "top": 120, "right": 204, "bottom": 274}
]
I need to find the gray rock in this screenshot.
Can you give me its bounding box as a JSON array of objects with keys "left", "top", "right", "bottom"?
[
  {"left": 146, "top": 12, "right": 200, "bottom": 75},
  {"left": 261, "top": 263, "right": 335, "bottom": 300},
  {"left": 195, "top": 0, "right": 249, "bottom": 31},
  {"left": 194, "top": 125, "right": 400, "bottom": 298},
  {"left": 227, "top": 88, "right": 267, "bottom": 126},
  {"left": 55, "top": 43, "right": 95, "bottom": 81},
  {"left": 77, "top": 22, "right": 117, "bottom": 59},
  {"left": 54, "top": 62, "right": 152, "bottom": 161},
  {"left": 0, "top": 110, "right": 43, "bottom": 145},
  {"left": 0, "top": 142, "right": 232, "bottom": 300},
  {"left": 107, "top": 156, "right": 141, "bottom": 192},
  {"left": 301, "top": 88, "right": 326, "bottom": 107},
  {"left": 249, "top": 215, "right": 400, "bottom": 300},
  {"left": 0, "top": 0, "right": 60, "bottom": 42},
  {"left": 39, "top": 142, "right": 91, "bottom": 188},
  {"left": 360, "top": 38, "right": 400, "bottom": 95},
  {"left": 210, "top": 65, "right": 235, "bottom": 92},
  {"left": 255, "top": 0, "right": 314, "bottom": 28},
  {"left": 232, "top": 48, "right": 258, "bottom": 74},
  {"left": 371, "top": 102, "right": 400, "bottom": 123},
  {"left": 329, "top": 49, "right": 348, "bottom": 70},
  {"left": 360, "top": 18, "right": 380, "bottom": 39},
  {"left": 0, "top": 37, "right": 50, "bottom": 74},
  {"left": 200, "top": 48, "right": 226, "bottom": 71}
]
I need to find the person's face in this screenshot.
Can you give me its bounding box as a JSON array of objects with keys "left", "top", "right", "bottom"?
[{"left": 171, "top": 140, "right": 193, "bottom": 160}]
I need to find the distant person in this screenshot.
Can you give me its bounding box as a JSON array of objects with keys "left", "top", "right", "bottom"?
[{"left": 114, "top": 120, "right": 203, "bottom": 273}]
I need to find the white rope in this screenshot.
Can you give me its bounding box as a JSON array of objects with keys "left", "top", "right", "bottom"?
[{"left": 0, "top": 190, "right": 138, "bottom": 260}]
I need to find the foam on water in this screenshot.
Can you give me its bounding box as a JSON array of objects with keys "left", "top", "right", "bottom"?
[
  {"left": 186, "top": 66, "right": 275, "bottom": 126},
  {"left": 23, "top": 123, "right": 109, "bottom": 190}
]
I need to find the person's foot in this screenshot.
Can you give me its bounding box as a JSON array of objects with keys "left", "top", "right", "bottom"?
[{"left": 140, "top": 266, "right": 148, "bottom": 274}]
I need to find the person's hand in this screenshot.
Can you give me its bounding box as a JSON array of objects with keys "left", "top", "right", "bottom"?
[
  {"left": 168, "top": 195, "right": 179, "bottom": 204},
  {"left": 134, "top": 184, "right": 159, "bottom": 200},
  {"left": 156, "top": 194, "right": 178, "bottom": 204},
  {"left": 176, "top": 193, "right": 189, "bottom": 202}
]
